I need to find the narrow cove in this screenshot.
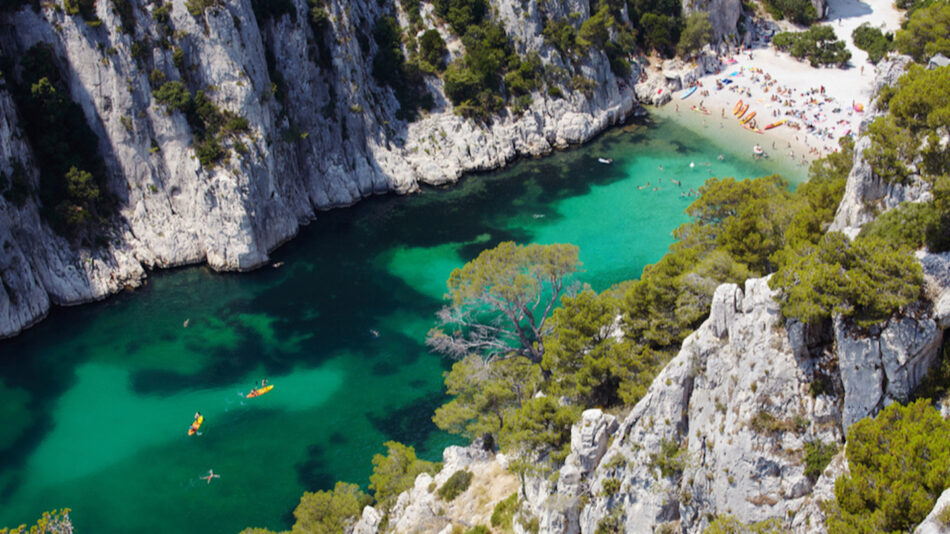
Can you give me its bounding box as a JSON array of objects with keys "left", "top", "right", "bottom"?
[{"left": 0, "top": 113, "right": 804, "bottom": 534}]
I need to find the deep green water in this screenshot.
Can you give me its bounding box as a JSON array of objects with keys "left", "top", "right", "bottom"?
[{"left": 0, "top": 114, "right": 802, "bottom": 533}]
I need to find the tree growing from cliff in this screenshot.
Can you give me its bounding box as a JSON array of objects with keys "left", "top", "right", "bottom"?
[
  {"left": 426, "top": 242, "right": 581, "bottom": 364},
  {"left": 826, "top": 399, "right": 950, "bottom": 533},
  {"left": 369, "top": 441, "right": 440, "bottom": 512},
  {"left": 677, "top": 12, "right": 714, "bottom": 57}
]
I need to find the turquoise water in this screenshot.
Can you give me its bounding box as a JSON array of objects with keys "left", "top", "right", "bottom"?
[{"left": 0, "top": 114, "right": 803, "bottom": 533}]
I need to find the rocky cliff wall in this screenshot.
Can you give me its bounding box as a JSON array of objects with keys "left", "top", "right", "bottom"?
[{"left": 0, "top": 0, "right": 657, "bottom": 338}]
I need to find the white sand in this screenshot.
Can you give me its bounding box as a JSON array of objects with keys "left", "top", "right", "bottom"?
[{"left": 662, "top": 0, "right": 904, "bottom": 166}]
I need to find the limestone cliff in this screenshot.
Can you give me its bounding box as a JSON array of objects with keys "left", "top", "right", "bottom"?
[
  {"left": 0, "top": 0, "right": 665, "bottom": 338},
  {"left": 358, "top": 54, "right": 950, "bottom": 534}
]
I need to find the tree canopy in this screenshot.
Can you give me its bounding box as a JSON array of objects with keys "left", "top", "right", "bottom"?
[
  {"left": 369, "top": 441, "right": 440, "bottom": 511},
  {"left": 827, "top": 399, "right": 950, "bottom": 533},
  {"left": 427, "top": 242, "right": 581, "bottom": 364},
  {"left": 289, "top": 482, "right": 372, "bottom": 534},
  {"left": 894, "top": 1, "right": 950, "bottom": 62}
]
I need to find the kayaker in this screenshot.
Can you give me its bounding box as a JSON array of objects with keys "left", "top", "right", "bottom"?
[
  {"left": 261, "top": 378, "right": 267, "bottom": 387},
  {"left": 194, "top": 411, "right": 201, "bottom": 420}
]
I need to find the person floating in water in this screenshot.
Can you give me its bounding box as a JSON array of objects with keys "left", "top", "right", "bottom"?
[
  {"left": 369, "top": 329, "right": 380, "bottom": 338},
  {"left": 260, "top": 378, "right": 267, "bottom": 388},
  {"left": 194, "top": 411, "right": 201, "bottom": 420},
  {"left": 201, "top": 469, "right": 220, "bottom": 484}
]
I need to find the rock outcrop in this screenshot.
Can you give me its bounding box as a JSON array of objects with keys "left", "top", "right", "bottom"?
[
  {"left": 916, "top": 488, "right": 950, "bottom": 534},
  {"left": 524, "top": 272, "right": 947, "bottom": 533},
  {"left": 351, "top": 442, "right": 518, "bottom": 534},
  {"left": 830, "top": 55, "right": 925, "bottom": 237}
]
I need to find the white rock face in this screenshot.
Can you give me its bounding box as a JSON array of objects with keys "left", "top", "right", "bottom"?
[
  {"left": 0, "top": 0, "right": 645, "bottom": 338},
  {"left": 836, "top": 313, "right": 943, "bottom": 431},
  {"left": 916, "top": 488, "right": 950, "bottom": 534}
]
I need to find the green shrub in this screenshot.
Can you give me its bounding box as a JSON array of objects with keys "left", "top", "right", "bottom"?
[
  {"left": 769, "top": 232, "right": 923, "bottom": 327},
  {"left": 827, "top": 399, "right": 950, "bottom": 533},
  {"left": 370, "top": 441, "right": 440, "bottom": 511},
  {"left": 851, "top": 23, "right": 893, "bottom": 63},
  {"left": 865, "top": 65, "right": 949, "bottom": 185},
  {"left": 371, "top": 15, "right": 431, "bottom": 121},
  {"left": 600, "top": 477, "right": 621, "bottom": 497},
  {"left": 894, "top": 1, "right": 950, "bottom": 62},
  {"left": 432, "top": 0, "right": 488, "bottom": 35},
  {"left": 803, "top": 441, "right": 838, "bottom": 481},
  {"left": 647, "top": 438, "right": 686, "bottom": 479},
  {"left": 419, "top": 29, "right": 447, "bottom": 71},
  {"left": 773, "top": 26, "right": 851, "bottom": 67},
  {"left": 858, "top": 201, "right": 936, "bottom": 250},
  {"left": 677, "top": 12, "right": 713, "bottom": 57},
  {"left": 438, "top": 469, "right": 474, "bottom": 502},
  {"left": 153, "top": 81, "right": 191, "bottom": 111},
  {"left": 491, "top": 493, "right": 519, "bottom": 529},
  {"left": 762, "top": 0, "right": 817, "bottom": 25},
  {"left": 464, "top": 526, "right": 489, "bottom": 534},
  {"left": 286, "top": 482, "right": 372, "bottom": 534}
]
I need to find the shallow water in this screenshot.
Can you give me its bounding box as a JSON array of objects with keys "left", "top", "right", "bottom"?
[{"left": 0, "top": 113, "right": 803, "bottom": 533}]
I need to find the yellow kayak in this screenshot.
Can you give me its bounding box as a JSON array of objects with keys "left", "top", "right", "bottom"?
[
  {"left": 247, "top": 384, "right": 274, "bottom": 398},
  {"left": 188, "top": 415, "right": 204, "bottom": 436}
]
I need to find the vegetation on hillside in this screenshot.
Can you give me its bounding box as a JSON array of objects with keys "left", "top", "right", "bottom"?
[
  {"left": 239, "top": 441, "right": 438, "bottom": 533},
  {"left": 152, "top": 81, "right": 250, "bottom": 167},
  {"left": 825, "top": 400, "right": 950, "bottom": 533},
  {"left": 894, "top": 0, "right": 950, "bottom": 62},
  {"left": 761, "top": 0, "right": 818, "bottom": 25},
  {"left": 3, "top": 43, "right": 112, "bottom": 240}
]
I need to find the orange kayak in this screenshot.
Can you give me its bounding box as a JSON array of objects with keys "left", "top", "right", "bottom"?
[
  {"left": 188, "top": 415, "right": 204, "bottom": 436},
  {"left": 741, "top": 111, "right": 756, "bottom": 124},
  {"left": 736, "top": 103, "right": 749, "bottom": 119},
  {"left": 247, "top": 384, "right": 274, "bottom": 398},
  {"left": 764, "top": 119, "right": 787, "bottom": 130},
  {"left": 733, "top": 100, "right": 743, "bottom": 115}
]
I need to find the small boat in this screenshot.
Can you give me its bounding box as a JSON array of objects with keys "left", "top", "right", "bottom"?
[
  {"left": 741, "top": 111, "right": 756, "bottom": 125},
  {"left": 764, "top": 119, "right": 787, "bottom": 130},
  {"left": 680, "top": 86, "right": 698, "bottom": 99},
  {"left": 736, "top": 103, "right": 750, "bottom": 119},
  {"left": 598, "top": 157, "right": 613, "bottom": 164},
  {"left": 733, "top": 100, "right": 743, "bottom": 115},
  {"left": 247, "top": 384, "right": 274, "bottom": 398},
  {"left": 188, "top": 415, "right": 204, "bottom": 436}
]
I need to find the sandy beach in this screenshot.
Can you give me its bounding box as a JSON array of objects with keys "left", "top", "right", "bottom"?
[{"left": 661, "top": 0, "right": 903, "bottom": 167}]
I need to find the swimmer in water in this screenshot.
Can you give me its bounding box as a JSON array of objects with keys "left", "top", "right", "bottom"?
[
  {"left": 717, "top": 154, "right": 724, "bottom": 160},
  {"left": 201, "top": 469, "right": 221, "bottom": 484},
  {"left": 689, "top": 162, "right": 695, "bottom": 168}
]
